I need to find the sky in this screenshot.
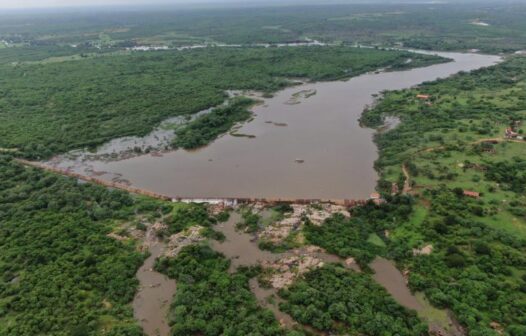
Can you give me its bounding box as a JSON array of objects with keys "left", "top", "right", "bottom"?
[
  {"left": 0, "top": 0, "right": 517, "bottom": 10},
  {"left": 0, "top": 0, "right": 456, "bottom": 10},
  {"left": 0, "top": 0, "right": 223, "bottom": 9},
  {"left": 0, "top": 0, "right": 316, "bottom": 9}
]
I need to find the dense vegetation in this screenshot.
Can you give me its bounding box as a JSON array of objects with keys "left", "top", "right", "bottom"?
[
  {"left": 485, "top": 157, "right": 526, "bottom": 194},
  {"left": 304, "top": 197, "right": 413, "bottom": 268},
  {"left": 361, "top": 56, "right": 526, "bottom": 235},
  {"left": 2, "top": 3, "right": 526, "bottom": 53},
  {"left": 279, "top": 264, "right": 428, "bottom": 335},
  {"left": 155, "top": 244, "right": 304, "bottom": 336},
  {"left": 173, "top": 98, "right": 254, "bottom": 149},
  {"left": 399, "top": 188, "right": 526, "bottom": 336},
  {"left": 351, "top": 56, "right": 526, "bottom": 335},
  {"left": 0, "top": 45, "right": 441, "bottom": 159},
  {"left": 0, "top": 156, "right": 167, "bottom": 336},
  {"left": 2, "top": 4, "right": 526, "bottom": 336}
]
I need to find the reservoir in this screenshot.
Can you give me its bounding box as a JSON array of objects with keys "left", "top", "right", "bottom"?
[{"left": 48, "top": 50, "right": 500, "bottom": 199}]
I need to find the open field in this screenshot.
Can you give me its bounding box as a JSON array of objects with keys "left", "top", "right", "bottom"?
[{"left": 360, "top": 55, "right": 526, "bottom": 334}]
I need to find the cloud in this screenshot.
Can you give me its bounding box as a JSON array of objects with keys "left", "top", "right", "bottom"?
[{"left": 0, "top": 0, "right": 218, "bottom": 9}]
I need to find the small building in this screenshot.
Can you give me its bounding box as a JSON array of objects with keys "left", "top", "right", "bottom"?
[
  {"left": 463, "top": 190, "right": 480, "bottom": 199},
  {"left": 369, "top": 192, "right": 381, "bottom": 200},
  {"left": 391, "top": 183, "right": 399, "bottom": 195},
  {"left": 505, "top": 127, "right": 518, "bottom": 139},
  {"left": 416, "top": 94, "right": 431, "bottom": 100},
  {"left": 369, "top": 192, "right": 385, "bottom": 205}
]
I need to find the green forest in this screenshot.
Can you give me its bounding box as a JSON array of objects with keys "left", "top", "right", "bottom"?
[
  {"left": 1, "top": 3, "right": 526, "bottom": 53},
  {"left": 279, "top": 264, "right": 427, "bottom": 335},
  {"left": 0, "top": 45, "right": 442, "bottom": 159},
  {"left": 353, "top": 56, "right": 526, "bottom": 335},
  {"left": 0, "top": 156, "right": 168, "bottom": 336},
  {"left": 154, "top": 244, "right": 304, "bottom": 336},
  {"left": 1, "top": 2, "right": 526, "bottom": 336},
  {"left": 173, "top": 98, "right": 254, "bottom": 149}
]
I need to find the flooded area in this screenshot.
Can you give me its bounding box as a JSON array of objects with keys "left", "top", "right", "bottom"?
[
  {"left": 47, "top": 50, "right": 500, "bottom": 200},
  {"left": 211, "top": 212, "right": 280, "bottom": 271},
  {"left": 128, "top": 38, "right": 328, "bottom": 52},
  {"left": 211, "top": 211, "right": 358, "bottom": 272},
  {"left": 211, "top": 210, "right": 359, "bottom": 330},
  {"left": 371, "top": 257, "right": 421, "bottom": 310},
  {"left": 371, "top": 257, "right": 464, "bottom": 336},
  {"left": 130, "top": 206, "right": 464, "bottom": 336},
  {"left": 133, "top": 242, "right": 176, "bottom": 336}
]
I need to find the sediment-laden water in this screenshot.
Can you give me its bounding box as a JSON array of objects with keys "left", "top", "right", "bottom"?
[
  {"left": 133, "top": 242, "right": 176, "bottom": 336},
  {"left": 211, "top": 212, "right": 359, "bottom": 329},
  {"left": 83, "top": 49, "right": 500, "bottom": 336},
  {"left": 47, "top": 50, "right": 500, "bottom": 200}
]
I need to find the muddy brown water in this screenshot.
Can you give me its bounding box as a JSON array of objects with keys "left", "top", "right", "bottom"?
[
  {"left": 211, "top": 212, "right": 358, "bottom": 272},
  {"left": 47, "top": 51, "right": 500, "bottom": 200},
  {"left": 134, "top": 212, "right": 460, "bottom": 335},
  {"left": 133, "top": 243, "right": 176, "bottom": 336},
  {"left": 211, "top": 212, "right": 359, "bottom": 330},
  {"left": 79, "top": 49, "right": 499, "bottom": 335},
  {"left": 211, "top": 212, "right": 281, "bottom": 271},
  {"left": 370, "top": 257, "right": 421, "bottom": 311},
  {"left": 214, "top": 214, "right": 463, "bottom": 334},
  {"left": 371, "top": 257, "right": 464, "bottom": 336}
]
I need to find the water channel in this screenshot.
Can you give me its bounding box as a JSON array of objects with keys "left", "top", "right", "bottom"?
[
  {"left": 211, "top": 212, "right": 358, "bottom": 331},
  {"left": 211, "top": 212, "right": 463, "bottom": 335},
  {"left": 111, "top": 49, "right": 501, "bottom": 335},
  {"left": 47, "top": 50, "right": 501, "bottom": 200},
  {"left": 133, "top": 234, "right": 176, "bottom": 336}
]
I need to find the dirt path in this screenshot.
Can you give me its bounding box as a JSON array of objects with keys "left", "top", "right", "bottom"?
[
  {"left": 418, "top": 137, "right": 523, "bottom": 154},
  {"left": 0, "top": 148, "right": 18, "bottom": 153},
  {"left": 401, "top": 163, "right": 412, "bottom": 193}
]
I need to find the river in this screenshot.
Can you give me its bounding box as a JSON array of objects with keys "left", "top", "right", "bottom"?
[
  {"left": 211, "top": 211, "right": 358, "bottom": 331},
  {"left": 212, "top": 212, "right": 463, "bottom": 335},
  {"left": 46, "top": 50, "right": 500, "bottom": 200},
  {"left": 133, "top": 241, "right": 176, "bottom": 336}
]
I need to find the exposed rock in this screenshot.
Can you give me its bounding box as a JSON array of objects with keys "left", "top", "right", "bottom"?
[
  {"left": 307, "top": 204, "right": 350, "bottom": 226},
  {"left": 413, "top": 244, "right": 433, "bottom": 256},
  {"left": 261, "top": 252, "right": 325, "bottom": 289},
  {"left": 107, "top": 232, "right": 127, "bottom": 241},
  {"left": 260, "top": 203, "right": 350, "bottom": 244},
  {"left": 165, "top": 226, "right": 205, "bottom": 257},
  {"left": 345, "top": 257, "right": 356, "bottom": 267},
  {"left": 489, "top": 321, "right": 504, "bottom": 335},
  {"left": 208, "top": 203, "right": 228, "bottom": 215}
]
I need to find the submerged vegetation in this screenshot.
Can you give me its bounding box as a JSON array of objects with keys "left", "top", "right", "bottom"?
[
  {"left": 279, "top": 264, "right": 428, "bottom": 335},
  {"left": 0, "top": 46, "right": 442, "bottom": 159},
  {"left": 173, "top": 98, "right": 254, "bottom": 150},
  {"left": 155, "top": 244, "right": 304, "bottom": 336}
]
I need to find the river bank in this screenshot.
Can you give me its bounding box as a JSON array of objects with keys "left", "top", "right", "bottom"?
[
  {"left": 132, "top": 226, "right": 176, "bottom": 336},
  {"left": 210, "top": 205, "right": 464, "bottom": 335},
  {"left": 44, "top": 50, "right": 501, "bottom": 200}
]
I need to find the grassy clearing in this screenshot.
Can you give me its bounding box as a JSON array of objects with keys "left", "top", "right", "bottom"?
[
  {"left": 367, "top": 233, "right": 387, "bottom": 247},
  {"left": 362, "top": 57, "right": 526, "bottom": 334}
]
